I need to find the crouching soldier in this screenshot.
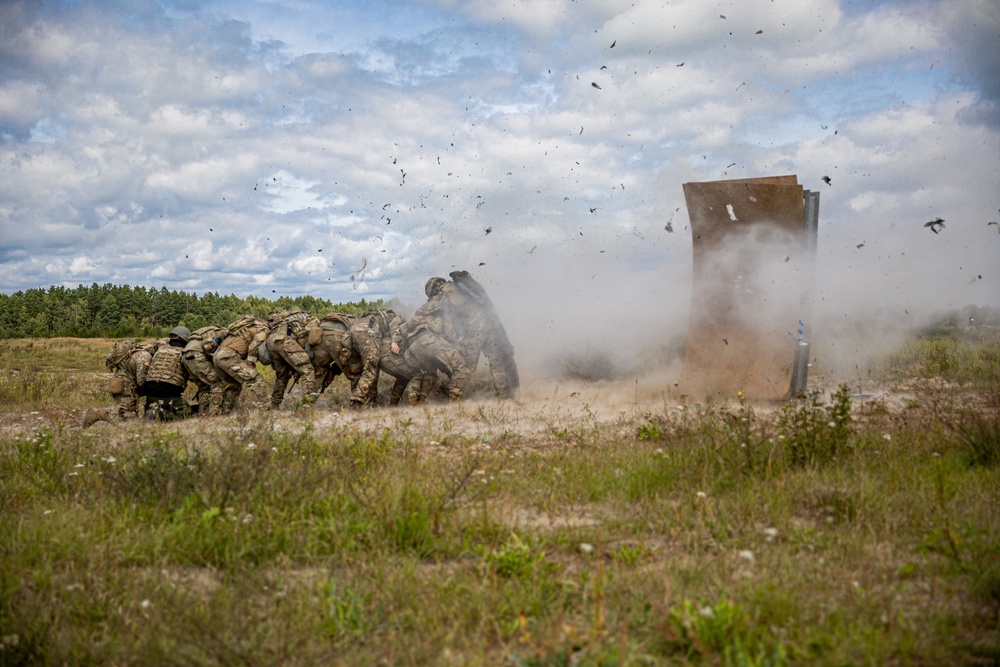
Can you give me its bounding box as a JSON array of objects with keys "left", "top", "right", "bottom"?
[
  {"left": 103, "top": 338, "right": 157, "bottom": 420},
  {"left": 181, "top": 325, "right": 238, "bottom": 417},
  {"left": 342, "top": 308, "right": 405, "bottom": 408},
  {"left": 213, "top": 314, "right": 270, "bottom": 409},
  {"left": 266, "top": 310, "right": 320, "bottom": 409},
  {"left": 140, "top": 326, "right": 195, "bottom": 421},
  {"left": 398, "top": 278, "right": 474, "bottom": 403}
]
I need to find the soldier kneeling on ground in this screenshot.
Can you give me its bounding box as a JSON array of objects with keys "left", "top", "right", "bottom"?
[{"left": 139, "top": 326, "right": 198, "bottom": 421}]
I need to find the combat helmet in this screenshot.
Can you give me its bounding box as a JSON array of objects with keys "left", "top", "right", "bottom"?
[
  {"left": 169, "top": 326, "right": 192, "bottom": 343},
  {"left": 425, "top": 277, "right": 447, "bottom": 298}
]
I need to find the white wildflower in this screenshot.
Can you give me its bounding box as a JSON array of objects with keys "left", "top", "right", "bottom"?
[
  {"left": 75, "top": 463, "right": 85, "bottom": 468},
  {"left": 140, "top": 599, "right": 151, "bottom": 609},
  {"left": 105, "top": 456, "right": 116, "bottom": 464},
  {"left": 738, "top": 550, "right": 755, "bottom": 562},
  {"left": 246, "top": 443, "right": 257, "bottom": 450},
  {"left": 696, "top": 491, "right": 707, "bottom": 498},
  {"left": 763, "top": 528, "right": 779, "bottom": 542},
  {"left": 882, "top": 434, "right": 891, "bottom": 441},
  {"left": 579, "top": 543, "right": 594, "bottom": 555}
]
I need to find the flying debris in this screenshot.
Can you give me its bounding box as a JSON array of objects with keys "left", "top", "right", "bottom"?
[
  {"left": 589, "top": 208, "right": 597, "bottom": 213},
  {"left": 591, "top": 82, "right": 602, "bottom": 90},
  {"left": 317, "top": 249, "right": 322, "bottom": 252},
  {"left": 528, "top": 245, "right": 537, "bottom": 254},
  {"left": 822, "top": 176, "right": 832, "bottom": 185},
  {"left": 723, "top": 338, "right": 729, "bottom": 345},
  {"left": 209, "top": 228, "right": 213, "bottom": 232},
  {"left": 600, "top": 65, "right": 607, "bottom": 70},
  {"left": 720, "top": 14, "right": 726, "bottom": 18},
  {"left": 856, "top": 242, "right": 865, "bottom": 249},
  {"left": 727, "top": 162, "right": 736, "bottom": 168},
  {"left": 665, "top": 222, "right": 674, "bottom": 233},
  {"left": 485, "top": 227, "right": 493, "bottom": 235},
  {"left": 676, "top": 62, "right": 684, "bottom": 67},
  {"left": 349, "top": 257, "right": 368, "bottom": 289},
  {"left": 755, "top": 29, "right": 763, "bottom": 34},
  {"left": 478, "top": 262, "right": 485, "bottom": 266},
  {"left": 610, "top": 40, "right": 616, "bottom": 48},
  {"left": 924, "top": 217, "right": 945, "bottom": 234},
  {"left": 580, "top": 126, "right": 584, "bottom": 135}
]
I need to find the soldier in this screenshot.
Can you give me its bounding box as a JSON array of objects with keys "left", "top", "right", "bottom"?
[
  {"left": 140, "top": 326, "right": 195, "bottom": 421},
  {"left": 304, "top": 313, "right": 364, "bottom": 396},
  {"left": 213, "top": 314, "right": 270, "bottom": 409},
  {"left": 103, "top": 338, "right": 156, "bottom": 420},
  {"left": 181, "top": 324, "right": 237, "bottom": 417},
  {"left": 441, "top": 271, "right": 519, "bottom": 399},
  {"left": 341, "top": 308, "right": 405, "bottom": 408},
  {"left": 266, "top": 310, "right": 320, "bottom": 409},
  {"left": 398, "top": 277, "right": 474, "bottom": 402}
]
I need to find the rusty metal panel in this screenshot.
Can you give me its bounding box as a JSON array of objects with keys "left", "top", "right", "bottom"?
[{"left": 680, "top": 176, "right": 815, "bottom": 401}]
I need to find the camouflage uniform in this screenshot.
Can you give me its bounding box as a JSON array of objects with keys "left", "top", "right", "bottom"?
[
  {"left": 399, "top": 280, "right": 472, "bottom": 402},
  {"left": 266, "top": 311, "right": 320, "bottom": 408},
  {"left": 307, "top": 314, "right": 361, "bottom": 394},
  {"left": 213, "top": 315, "right": 270, "bottom": 408},
  {"left": 342, "top": 309, "right": 404, "bottom": 406},
  {"left": 181, "top": 325, "right": 238, "bottom": 417},
  {"left": 104, "top": 339, "right": 156, "bottom": 419},
  {"left": 440, "top": 279, "right": 517, "bottom": 399}
]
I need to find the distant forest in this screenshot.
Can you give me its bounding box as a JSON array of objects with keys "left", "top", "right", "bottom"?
[{"left": 0, "top": 284, "right": 388, "bottom": 339}]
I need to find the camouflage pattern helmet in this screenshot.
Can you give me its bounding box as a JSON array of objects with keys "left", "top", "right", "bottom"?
[
  {"left": 169, "top": 326, "right": 192, "bottom": 342},
  {"left": 425, "top": 277, "right": 447, "bottom": 298}
]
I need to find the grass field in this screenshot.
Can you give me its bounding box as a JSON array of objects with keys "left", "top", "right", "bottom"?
[{"left": 1, "top": 331, "right": 998, "bottom": 665}]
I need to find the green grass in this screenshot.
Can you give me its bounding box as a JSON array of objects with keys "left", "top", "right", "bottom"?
[{"left": 0, "top": 335, "right": 999, "bottom": 665}]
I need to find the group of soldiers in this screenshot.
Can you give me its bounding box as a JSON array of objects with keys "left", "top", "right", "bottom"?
[{"left": 90, "top": 271, "right": 519, "bottom": 423}]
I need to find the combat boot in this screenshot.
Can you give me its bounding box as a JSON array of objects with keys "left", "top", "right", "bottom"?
[{"left": 82, "top": 407, "right": 109, "bottom": 428}]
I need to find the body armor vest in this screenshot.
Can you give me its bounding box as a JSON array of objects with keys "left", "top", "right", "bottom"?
[{"left": 145, "top": 345, "right": 187, "bottom": 388}]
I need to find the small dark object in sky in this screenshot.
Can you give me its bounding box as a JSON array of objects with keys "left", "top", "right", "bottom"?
[
  {"left": 723, "top": 338, "right": 729, "bottom": 345},
  {"left": 272, "top": 290, "right": 276, "bottom": 293},
  {"left": 610, "top": 40, "right": 616, "bottom": 48},
  {"left": 720, "top": 14, "right": 726, "bottom": 18},
  {"left": 185, "top": 255, "right": 189, "bottom": 258},
  {"left": 589, "top": 207, "right": 597, "bottom": 213},
  {"left": 821, "top": 124, "right": 828, "bottom": 129},
  {"left": 591, "top": 82, "right": 602, "bottom": 89},
  {"left": 485, "top": 227, "right": 492, "bottom": 235},
  {"left": 677, "top": 62, "right": 684, "bottom": 67},
  {"left": 989, "top": 221, "right": 999, "bottom": 232},
  {"left": 856, "top": 242, "right": 865, "bottom": 249},
  {"left": 383, "top": 203, "right": 390, "bottom": 209},
  {"left": 528, "top": 245, "right": 537, "bottom": 254},
  {"left": 254, "top": 184, "right": 257, "bottom": 190},
  {"left": 209, "top": 228, "right": 213, "bottom": 232},
  {"left": 755, "top": 29, "right": 763, "bottom": 34},
  {"left": 924, "top": 217, "right": 945, "bottom": 234},
  {"left": 600, "top": 65, "right": 607, "bottom": 70},
  {"left": 665, "top": 222, "right": 674, "bottom": 233},
  {"left": 318, "top": 249, "right": 322, "bottom": 252},
  {"left": 727, "top": 162, "right": 736, "bottom": 168},
  {"left": 580, "top": 126, "right": 584, "bottom": 135},
  {"left": 822, "top": 175, "right": 831, "bottom": 185},
  {"left": 478, "top": 262, "right": 485, "bottom": 266}
]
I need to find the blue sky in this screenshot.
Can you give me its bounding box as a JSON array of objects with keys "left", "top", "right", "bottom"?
[{"left": 1, "top": 0, "right": 998, "bottom": 366}]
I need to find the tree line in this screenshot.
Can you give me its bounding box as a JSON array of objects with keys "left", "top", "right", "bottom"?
[{"left": 0, "top": 284, "right": 388, "bottom": 339}]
